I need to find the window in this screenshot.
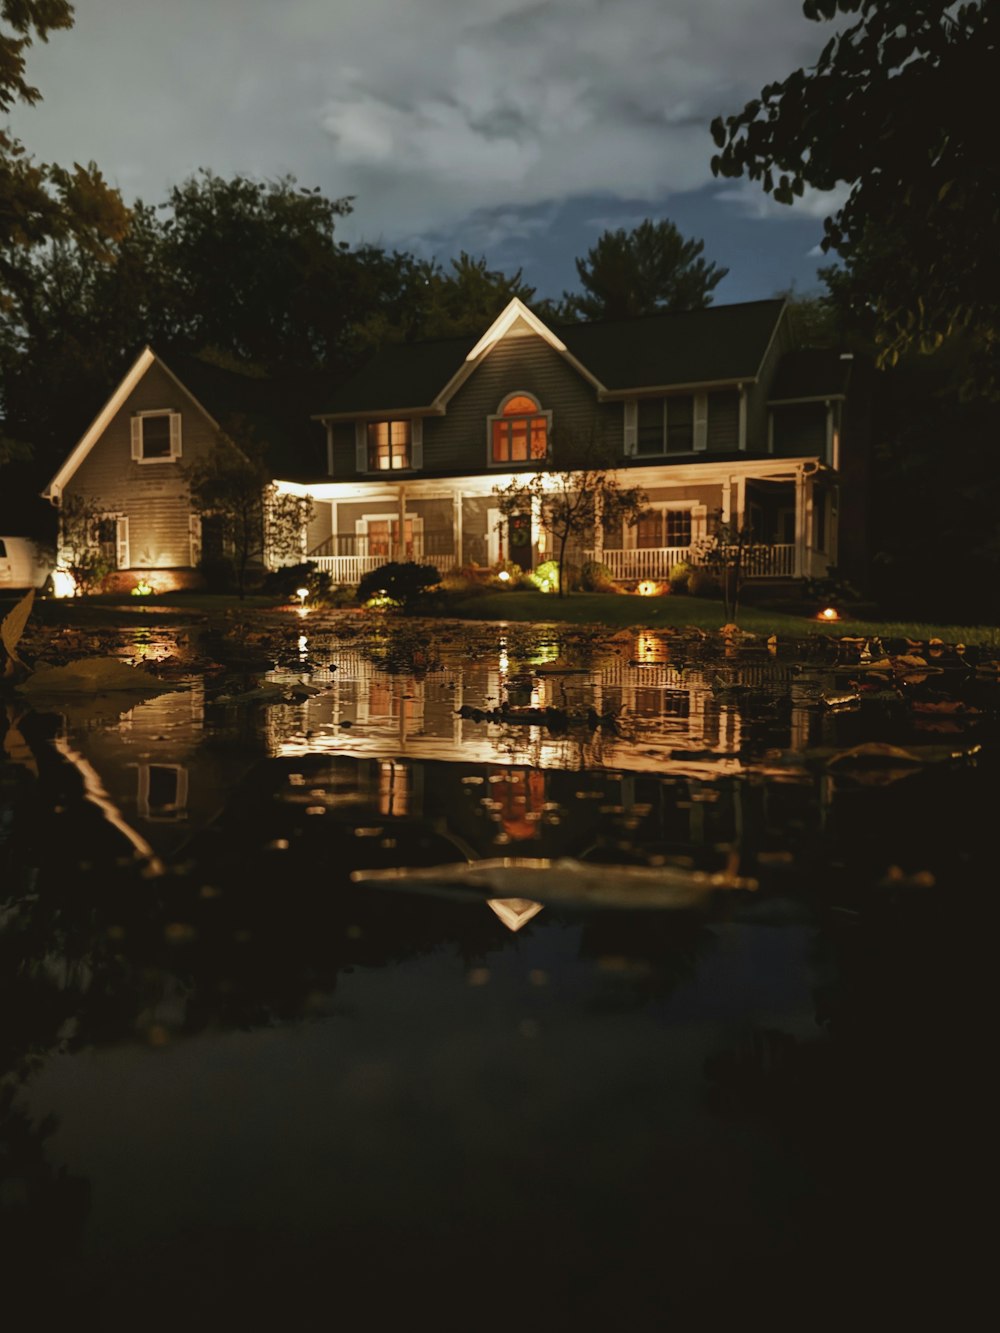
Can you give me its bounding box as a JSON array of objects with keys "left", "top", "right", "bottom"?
[
  {"left": 634, "top": 396, "right": 694, "bottom": 454},
  {"left": 356, "top": 514, "right": 422, "bottom": 559},
  {"left": 137, "top": 763, "right": 188, "bottom": 820},
  {"left": 94, "top": 514, "right": 129, "bottom": 568},
  {"left": 490, "top": 393, "right": 549, "bottom": 465},
  {"left": 635, "top": 507, "right": 694, "bottom": 549},
  {"left": 131, "top": 411, "right": 181, "bottom": 463},
  {"left": 367, "top": 420, "right": 411, "bottom": 471}
]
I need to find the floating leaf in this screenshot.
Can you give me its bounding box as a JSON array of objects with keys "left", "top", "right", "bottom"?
[{"left": 17, "top": 657, "right": 181, "bottom": 694}]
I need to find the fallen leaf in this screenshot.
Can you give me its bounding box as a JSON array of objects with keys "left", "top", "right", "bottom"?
[
  {"left": 17, "top": 657, "right": 181, "bottom": 694},
  {"left": 0, "top": 587, "right": 34, "bottom": 668}
]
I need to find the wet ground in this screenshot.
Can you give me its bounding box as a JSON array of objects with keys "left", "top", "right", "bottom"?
[{"left": 1, "top": 608, "right": 995, "bottom": 1327}]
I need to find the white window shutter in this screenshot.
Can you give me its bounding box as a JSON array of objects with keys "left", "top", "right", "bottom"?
[
  {"left": 623, "top": 399, "right": 638, "bottom": 456},
  {"left": 116, "top": 517, "right": 130, "bottom": 569},
  {"left": 170, "top": 413, "right": 182, "bottom": 458},
  {"left": 355, "top": 423, "right": 368, "bottom": 472},
  {"left": 131, "top": 417, "right": 142, "bottom": 460},
  {"left": 693, "top": 393, "right": 708, "bottom": 452},
  {"left": 410, "top": 418, "right": 423, "bottom": 469}
]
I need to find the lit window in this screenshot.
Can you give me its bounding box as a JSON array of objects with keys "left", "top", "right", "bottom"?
[
  {"left": 367, "top": 420, "right": 411, "bottom": 470},
  {"left": 131, "top": 412, "right": 181, "bottom": 463},
  {"left": 491, "top": 394, "right": 548, "bottom": 465},
  {"left": 636, "top": 509, "right": 692, "bottom": 548}
]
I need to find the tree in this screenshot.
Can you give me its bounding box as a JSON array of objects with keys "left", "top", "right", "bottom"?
[
  {"left": 56, "top": 494, "right": 115, "bottom": 596},
  {"left": 561, "top": 218, "right": 728, "bottom": 321},
  {"left": 185, "top": 435, "right": 312, "bottom": 599},
  {"left": 711, "top": 0, "right": 1000, "bottom": 392},
  {"left": 492, "top": 431, "right": 647, "bottom": 597},
  {"left": 1, "top": 1, "right": 128, "bottom": 461},
  {"left": 692, "top": 513, "right": 770, "bottom": 624}
]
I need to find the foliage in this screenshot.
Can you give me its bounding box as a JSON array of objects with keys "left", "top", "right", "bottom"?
[
  {"left": 692, "top": 514, "right": 769, "bottom": 622},
  {"left": 668, "top": 561, "right": 692, "bottom": 594},
  {"left": 260, "top": 560, "right": 333, "bottom": 603},
  {"left": 560, "top": 218, "right": 728, "bottom": 321},
  {"left": 531, "top": 560, "right": 581, "bottom": 594},
  {"left": 687, "top": 567, "right": 722, "bottom": 600},
  {"left": 711, "top": 0, "right": 1000, "bottom": 392},
  {"left": 492, "top": 430, "right": 647, "bottom": 596},
  {"left": 56, "top": 494, "right": 114, "bottom": 595},
  {"left": 803, "top": 567, "right": 860, "bottom": 609},
  {"left": 356, "top": 561, "right": 441, "bottom": 611},
  {"left": 185, "top": 439, "right": 312, "bottom": 599},
  {"left": 580, "top": 559, "right": 618, "bottom": 593}
]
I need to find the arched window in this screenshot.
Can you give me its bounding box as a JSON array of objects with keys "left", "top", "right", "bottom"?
[{"left": 490, "top": 392, "right": 549, "bottom": 465}]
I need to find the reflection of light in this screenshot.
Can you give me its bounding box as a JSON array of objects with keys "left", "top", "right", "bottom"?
[
  {"left": 296, "top": 607, "right": 310, "bottom": 619},
  {"left": 52, "top": 568, "right": 76, "bottom": 597},
  {"left": 298, "top": 634, "right": 309, "bottom": 654},
  {"left": 819, "top": 606, "right": 840, "bottom": 621},
  {"left": 486, "top": 898, "right": 544, "bottom": 931},
  {"left": 497, "top": 569, "right": 510, "bottom": 582},
  {"left": 498, "top": 636, "right": 509, "bottom": 676}
]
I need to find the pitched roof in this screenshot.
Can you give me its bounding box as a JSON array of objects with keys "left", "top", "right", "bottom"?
[
  {"left": 768, "top": 347, "right": 853, "bottom": 402},
  {"left": 315, "top": 298, "right": 787, "bottom": 416}
]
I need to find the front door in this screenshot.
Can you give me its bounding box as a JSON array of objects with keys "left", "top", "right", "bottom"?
[{"left": 508, "top": 511, "right": 533, "bottom": 570}]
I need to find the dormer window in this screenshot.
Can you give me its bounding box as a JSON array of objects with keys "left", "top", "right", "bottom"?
[
  {"left": 489, "top": 393, "right": 550, "bottom": 465},
  {"left": 131, "top": 411, "right": 181, "bottom": 463}
]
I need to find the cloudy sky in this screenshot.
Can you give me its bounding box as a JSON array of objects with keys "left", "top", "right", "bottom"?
[{"left": 10, "top": 0, "right": 848, "bottom": 304}]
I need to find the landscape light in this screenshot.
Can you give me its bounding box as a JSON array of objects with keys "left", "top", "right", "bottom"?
[
  {"left": 51, "top": 569, "right": 76, "bottom": 598},
  {"left": 296, "top": 587, "right": 310, "bottom": 601},
  {"left": 638, "top": 580, "right": 657, "bottom": 597},
  {"left": 819, "top": 606, "right": 840, "bottom": 621},
  {"left": 497, "top": 569, "right": 510, "bottom": 582},
  {"left": 131, "top": 579, "right": 153, "bottom": 598}
]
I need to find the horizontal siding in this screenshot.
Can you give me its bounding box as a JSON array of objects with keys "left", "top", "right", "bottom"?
[
  {"left": 772, "top": 402, "right": 827, "bottom": 458},
  {"left": 747, "top": 307, "right": 792, "bottom": 453},
  {"left": 63, "top": 361, "right": 223, "bottom": 568}
]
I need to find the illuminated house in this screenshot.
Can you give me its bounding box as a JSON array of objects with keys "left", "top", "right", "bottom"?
[
  {"left": 291, "top": 297, "right": 867, "bottom": 586},
  {"left": 41, "top": 298, "right": 865, "bottom": 590}
]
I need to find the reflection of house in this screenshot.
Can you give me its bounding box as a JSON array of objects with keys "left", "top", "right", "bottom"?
[{"left": 288, "top": 298, "right": 867, "bottom": 586}]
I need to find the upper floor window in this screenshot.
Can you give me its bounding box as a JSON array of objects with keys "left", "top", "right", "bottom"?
[
  {"left": 131, "top": 411, "right": 181, "bottom": 463},
  {"left": 490, "top": 393, "right": 549, "bottom": 465},
  {"left": 637, "top": 396, "right": 694, "bottom": 455},
  {"left": 367, "top": 420, "right": 411, "bottom": 471}
]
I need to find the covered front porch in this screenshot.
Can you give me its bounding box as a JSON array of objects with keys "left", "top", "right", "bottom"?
[{"left": 273, "top": 458, "right": 835, "bottom": 587}]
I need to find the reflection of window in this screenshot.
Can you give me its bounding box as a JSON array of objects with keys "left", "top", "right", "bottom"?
[
  {"left": 137, "top": 763, "right": 188, "bottom": 820},
  {"left": 490, "top": 393, "right": 549, "bottom": 465},
  {"left": 379, "top": 761, "right": 410, "bottom": 817},
  {"left": 367, "top": 420, "right": 411, "bottom": 471},
  {"left": 490, "top": 768, "right": 546, "bottom": 841},
  {"left": 131, "top": 412, "right": 181, "bottom": 463}
]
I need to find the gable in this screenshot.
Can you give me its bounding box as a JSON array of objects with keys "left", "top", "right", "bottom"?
[{"left": 44, "top": 350, "right": 221, "bottom": 500}]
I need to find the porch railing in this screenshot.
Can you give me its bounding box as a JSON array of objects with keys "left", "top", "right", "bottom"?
[
  {"left": 584, "top": 544, "right": 796, "bottom": 581},
  {"left": 308, "top": 532, "right": 456, "bottom": 585}
]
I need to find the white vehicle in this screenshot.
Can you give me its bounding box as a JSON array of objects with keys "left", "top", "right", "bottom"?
[{"left": 0, "top": 536, "right": 54, "bottom": 590}]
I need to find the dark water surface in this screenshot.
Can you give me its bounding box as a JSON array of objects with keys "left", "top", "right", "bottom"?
[{"left": 1, "top": 613, "right": 993, "bottom": 1327}]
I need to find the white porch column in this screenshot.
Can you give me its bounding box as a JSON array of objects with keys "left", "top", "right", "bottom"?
[
  {"left": 721, "top": 479, "right": 732, "bottom": 523},
  {"left": 531, "top": 492, "right": 543, "bottom": 564},
  {"left": 398, "top": 484, "right": 407, "bottom": 560},
  {"left": 453, "top": 491, "right": 463, "bottom": 565},
  {"left": 793, "top": 469, "right": 806, "bottom": 578},
  {"left": 735, "top": 475, "right": 746, "bottom": 530}
]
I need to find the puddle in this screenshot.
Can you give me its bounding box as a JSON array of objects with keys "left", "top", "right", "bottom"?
[{"left": 1, "top": 614, "right": 995, "bottom": 1321}]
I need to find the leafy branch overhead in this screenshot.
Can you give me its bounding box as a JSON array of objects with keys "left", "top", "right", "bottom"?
[{"left": 710, "top": 0, "right": 999, "bottom": 390}]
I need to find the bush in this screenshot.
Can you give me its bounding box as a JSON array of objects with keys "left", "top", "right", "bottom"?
[
  {"left": 688, "top": 566, "right": 722, "bottom": 599},
  {"left": 580, "top": 559, "right": 618, "bottom": 593},
  {"left": 356, "top": 561, "right": 441, "bottom": 611},
  {"left": 668, "top": 561, "right": 692, "bottom": 594},
  {"left": 261, "top": 561, "right": 333, "bottom": 602},
  {"left": 531, "top": 559, "right": 580, "bottom": 593}
]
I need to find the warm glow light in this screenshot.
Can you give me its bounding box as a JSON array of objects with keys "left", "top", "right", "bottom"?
[
  {"left": 819, "top": 606, "right": 840, "bottom": 621},
  {"left": 638, "top": 580, "right": 657, "bottom": 597},
  {"left": 497, "top": 569, "right": 510, "bottom": 582},
  {"left": 51, "top": 568, "right": 76, "bottom": 598},
  {"left": 131, "top": 579, "right": 153, "bottom": 597},
  {"left": 296, "top": 587, "right": 310, "bottom": 601}
]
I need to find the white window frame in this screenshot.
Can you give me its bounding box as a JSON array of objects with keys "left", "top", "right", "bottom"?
[
  {"left": 626, "top": 501, "right": 706, "bottom": 550},
  {"left": 137, "top": 763, "right": 189, "bottom": 821},
  {"left": 131, "top": 410, "right": 182, "bottom": 464},
  {"left": 355, "top": 419, "right": 423, "bottom": 473},
  {"left": 95, "top": 512, "right": 130, "bottom": 569},
  {"left": 632, "top": 394, "right": 708, "bottom": 457},
  {"left": 487, "top": 391, "right": 552, "bottom": 468}
]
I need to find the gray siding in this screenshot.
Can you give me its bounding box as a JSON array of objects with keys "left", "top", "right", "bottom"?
[
  {"left": 64, "top": 361, "right": 224, "bottom": 569},
  {"left": 746, "top": 306, "right": 793, "bottom": 453},
  {"left": 771, "top": 402, "right": 828, "bottom": 459}
]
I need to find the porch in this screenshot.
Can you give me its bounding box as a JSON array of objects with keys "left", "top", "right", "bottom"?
[
  {"left": 309, "top": 531, "right": 457, "bottom": 585},
  {"left": 585, "top": 543, "right": 797, "bottom": 582}
]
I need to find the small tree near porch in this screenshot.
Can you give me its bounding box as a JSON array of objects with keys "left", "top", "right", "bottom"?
[
  {"left": 186, "top": 439, "right": 312, "bottom": 598},
  {"left": 492, "top": 439, "right": 647, "bottom": 597},
  {"left": 692, "top": 511, "right": 769, "bottom": 624}
]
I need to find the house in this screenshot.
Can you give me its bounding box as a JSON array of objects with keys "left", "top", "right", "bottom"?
[
  {"left": 41, "top": 297, "right": 866, "bottom": 592},
  {"left": 41, "top": 347, "right": 323, "bottom": 593},
  {"left": 282, "top": 297, "right": 866, "bottom": 587}
]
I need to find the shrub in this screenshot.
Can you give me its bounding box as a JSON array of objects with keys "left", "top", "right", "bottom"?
[
  {"left": 261, "top": 561, "right": 333, "bottom": 602},
  {"left": 356, "top": 561, "right": 441, "bottom": 611},
  {"left": 531, "top": 559, "right": 580, "bottom": 593},
  {"left": 668, "top": 561, "right": 692, "bottom": 594},
  {"left": 580, "top": 559, "right": 618, "bottom": 593},
  {"left": 198, "top": 555, "right": 237, "bottom": 593},
  {"left": 688, "top": 566, "right": 722, "bottom": 599}
]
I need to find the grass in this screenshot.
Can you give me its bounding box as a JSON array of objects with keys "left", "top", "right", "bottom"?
[{"left": 439, "top": 590, "right": 1000, "bottom": 645}]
